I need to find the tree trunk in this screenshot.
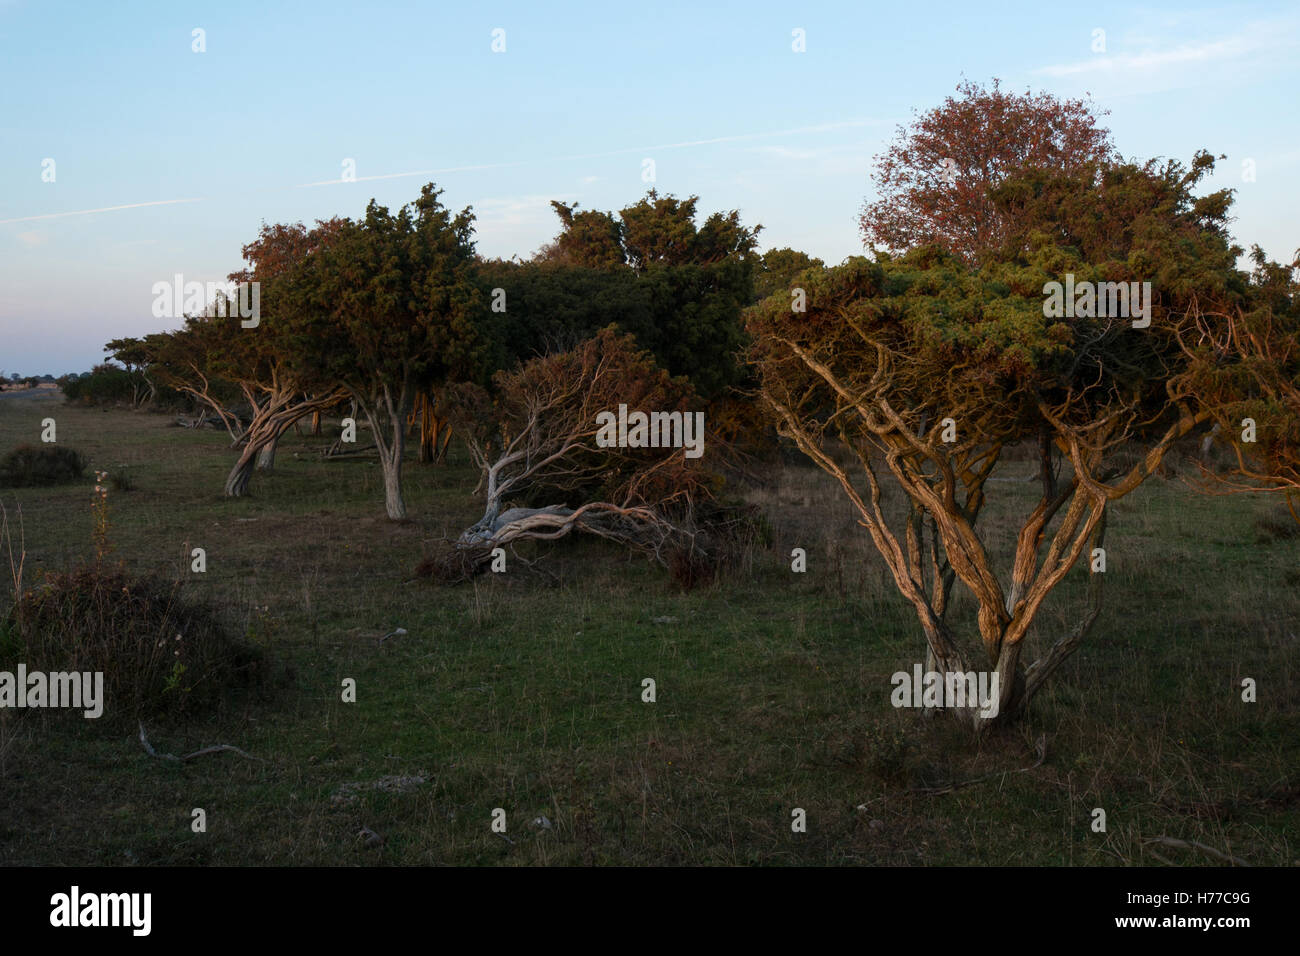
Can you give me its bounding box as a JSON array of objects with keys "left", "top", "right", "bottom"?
[
  {"left": 418, "top": 407, "right": 434, "bottom": 463},
  {"left": 223, "top": 388, "right": 346, "bottom": 498},
  {"left": 380, "top": 434, "right": 406, "bottom": 520},
  {"left": 225, "top": 444, "right": 258, "bottom": 496},
  {"left": 364, "top": 391, "right": 410, "bottom": 521},
  {"left": 986, "top": 638, "right": 1025, "bottom": 729},
  {"left": 256, "top": 436, "right": 278, "bottom": 472}
]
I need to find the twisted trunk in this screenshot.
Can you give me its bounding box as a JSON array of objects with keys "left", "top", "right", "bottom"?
[
  {"left": 256, "top": 437, "right": 277, "bottom": 471},
  {"left": 356, "top": 378, "right": 415, "bottom": 520},
  {"left": 225, "top": 389, "right": 346, "bottom": 497}
]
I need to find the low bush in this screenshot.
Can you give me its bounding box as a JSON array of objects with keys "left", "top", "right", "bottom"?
[
  {"left": 0, "top": 444, "right": 87, "bottom": 487},
  {"left": 60, "top": 366, "right": 139, "bottom": 406},
  {"left": 3, "top": 561, "right": 268, "bottom": 721}
]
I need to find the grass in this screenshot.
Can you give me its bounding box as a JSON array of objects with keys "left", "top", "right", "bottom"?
[{"left": 0, "top": 391, "right": 1295, "bottom": 865}]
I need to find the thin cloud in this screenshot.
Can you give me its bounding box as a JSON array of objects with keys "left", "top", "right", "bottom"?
[
  {"left": 1036, "top": 38, "right": 1248, "bottom": 76},
  {"left": 1035, "top": 18, "right": 1297, "bottom": 78},
  {"left": 296, "top": 119, "right": 894, "bottom": 188},
  {"left": 8, "top": 119, "right": 896, "bottom": 226},
  {"left": 0, "top": 197, "right": 204, "bottom": 225}
]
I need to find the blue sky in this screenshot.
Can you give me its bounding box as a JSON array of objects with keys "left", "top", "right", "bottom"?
[{"left": 2, "top": 0, "right": 1298, "bottom": 374}]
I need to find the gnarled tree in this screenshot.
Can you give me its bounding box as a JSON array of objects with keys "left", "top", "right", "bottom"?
[
  {"left": 295, "top": 184, "right": 485, "bottom": 519},
  {"left": 218, "top": 219, "right": 350, "bottom": 495},
  {"left": 1175, "top": 247, "right": 1300, "bottom": 519},
  {"left": 147, "top": 318, "right": 249, "bottom": 443},
  {"left": 436, "top": 327, "right": 715, "bottom": 577},
  {"left": 749, "top": 153, "right": 1241, "bottom": 728}
]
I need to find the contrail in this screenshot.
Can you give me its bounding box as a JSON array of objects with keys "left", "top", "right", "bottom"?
[
  {"left": 0, "top": 197, "right": 205, "bottom": 225},
  {"left": 3, "top": 117, "right": 895, "bottom": 216},
  {"left": 296, "top": 118, "right": 892, "bottom": 187}
]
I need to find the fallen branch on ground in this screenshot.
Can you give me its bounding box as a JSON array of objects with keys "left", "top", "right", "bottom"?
[
  {"left": 138, "top": 722, "right": 265, "bottom": 763},
  {"left": 322, "top": 441, "right": 377, "bottom": 459},
  {"left": 1141, "top": 835, "right": 1252, "bottom": 867}
]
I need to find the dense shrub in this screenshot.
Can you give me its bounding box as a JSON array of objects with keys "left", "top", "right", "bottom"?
[
  {"left": 59, "top": 366, "right": 139, "bottom": 405},
  {"left": 0, "top": 444, "right": 87, "bottom": 487},
  {"left": 2, "top": 562, "right": 267, "bottom": 721},
  {"left": 57, "top": 367, "right": 191, "bottom": 411}
]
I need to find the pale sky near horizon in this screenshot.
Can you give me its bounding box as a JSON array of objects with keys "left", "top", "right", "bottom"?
[{"left": 2, "top": 0, "right": 1298, "bottom": 375}]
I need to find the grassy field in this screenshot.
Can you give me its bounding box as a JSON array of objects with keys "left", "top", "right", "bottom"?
[{"left": 0, "top": 390, "right": 1296, "bottom": 866}]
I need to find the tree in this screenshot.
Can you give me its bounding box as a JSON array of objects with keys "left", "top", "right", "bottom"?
[
  {"left": 140, "top": 218, "right": 350, "bottom": 497},
  {"left": 1176, "top": 246, "right": 1300, "bottom": 518},
  {"left": 296, "top": 184, "right": 483, "bottom": 519},
  {"left": 147, "top": 319, "right": 249, "bottom": 442},
  {"left": 754, "top": 248, "right": 826, "bottom": 302},
  {"left": 411, "top": 391, "right": 455, "bottom": 464},
  {"left": 859, "top": 78, "right": 1115, "bottom": 265},
  {"left": 217, "top": 219, "right": 350, "bottom": 495},
  {"left": 618, "top": 190, "right": 761, "bottom": 272},
  {"left": 749, "top": 153, "right": 1240, "bottom": 728},
  {"left": 505, "top": 192, "right": 762, "bottom": 398},
  {"left": 437, "top": 327, "right": 714, "bottom": 577},
  {"left": 475, "top": 257, "right": 658, "bottom": 377},
  {"left": 545, "top": 202, "right": 625, "bottom": 269},
  {"left": 104, "top": 337, "right": 156, "bottom": 408}
]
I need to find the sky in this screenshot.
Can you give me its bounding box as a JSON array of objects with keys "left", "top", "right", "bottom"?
[{"left": 2, "top": 0, "right": 1298, "bottom": 375}]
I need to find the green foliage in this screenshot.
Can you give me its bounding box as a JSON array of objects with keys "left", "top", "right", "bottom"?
[
  {"left": 1175, "top": 244, "right": 1300, "bottom": 495},
  {"left": 503, "top": 189, "right": 763, "bottom": 398},
  {"left": 650, "top": 259, "right": 755, "bottom": 397},
  {"left": 751, "top": 153, "right": 1245, "bottom": 452},
  {"left": 478, "top": 196, "right": 762, "bottom": 398},
  {"left": 103, "top": 337, "right": 151, "bottom": 374},
  {"left": 475, "top": 259, "right": 659, "bottom": 379},
  {"left": 59, "top": 364, "right": 139, "bottom": 406},
  {"left": 0, "top": 444, "right": 87, "bottom": 487},
  {"left": 747, "top": 153, "right": 1251, "bottom": 722},
  {"left": 299, "top": 184, "right": 484, "bottom": 397},
  {"left": 754, "top": 247, "right": 826, "bottom": 302},
  {"left": 547, "top": 201, "right": 625, "bottom": 269}
]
